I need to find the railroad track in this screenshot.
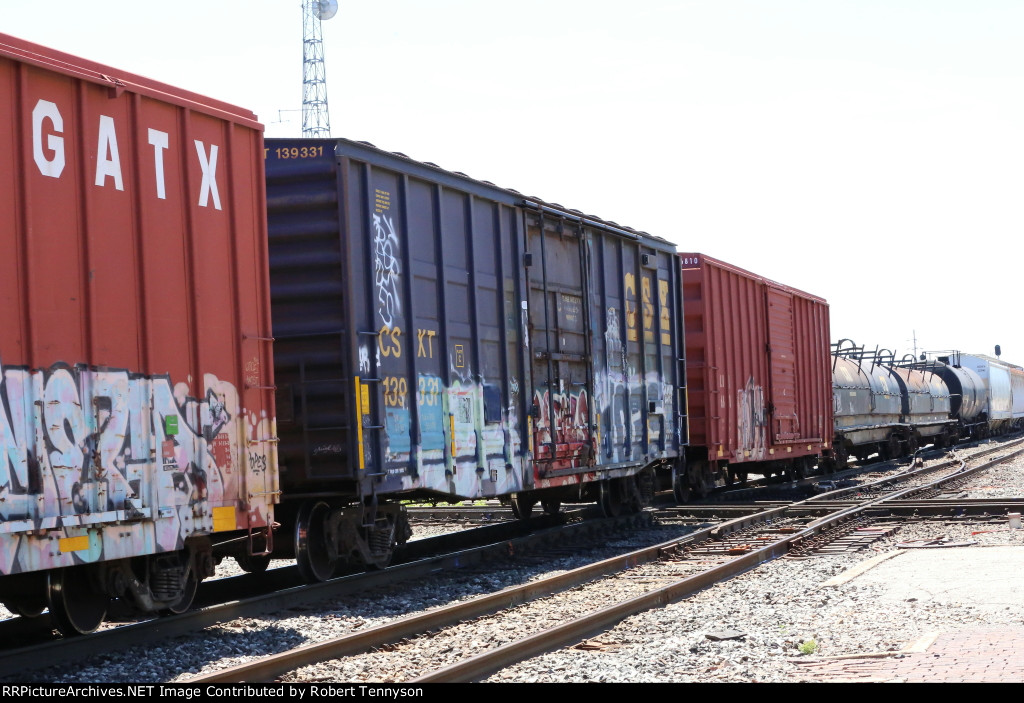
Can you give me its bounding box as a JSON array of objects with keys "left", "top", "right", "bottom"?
[
  {"left": 4, "top": 435, "right": 1020, "bottom": 683},
  {"left": 178, "top": 436, "right": 1024, "bottom": 683},
  {"left": 0, "top": 507, "right": 638, "bottom": 678}
]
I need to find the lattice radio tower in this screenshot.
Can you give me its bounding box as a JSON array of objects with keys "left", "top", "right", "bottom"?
[{"left": 301, "top": 0, "right": 338, "bottom": 137}]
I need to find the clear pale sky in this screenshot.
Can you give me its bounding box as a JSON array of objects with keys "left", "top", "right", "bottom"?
[{"left": 5, "top": 1, "right": 1022, "bottom": 364}]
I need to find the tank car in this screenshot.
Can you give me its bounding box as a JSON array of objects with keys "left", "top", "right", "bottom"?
[
  {"left": 830, "top": 342, "right": 957, "bottom": 466},
  {"left": 0, "top": 33, "right": 277, "bottom": 634},
  {"left": 677, "top": 253, "right": 832, "bottom": 491},
  {"left": 930, "top": 352, "right": 1021, "bottom": 438},
  {"left": 888, "top": 355, "right": 956, "bottom": 449},
  {"left": 829, "top": 341, "right": 904, "bottom": 467},
  {"left": 265, "top": 138, "right": 685, "bottom": 581}
]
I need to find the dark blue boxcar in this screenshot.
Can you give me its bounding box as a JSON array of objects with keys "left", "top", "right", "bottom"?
[{"left": 265, "top": 139, "right": 685, "bottom": 579}]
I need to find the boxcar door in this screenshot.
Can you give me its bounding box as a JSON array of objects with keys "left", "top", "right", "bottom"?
[
  {"left": 766, "top": 285, "right": 801, "bottom": 441},
  {"left": 526, "top": 214, "right": 593, "bottom": 474}
]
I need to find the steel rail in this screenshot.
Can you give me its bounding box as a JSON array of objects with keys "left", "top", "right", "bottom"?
[
  {"left": 188, "top": 501, "right": 844, "bottom": 683},
  {"left": 184, "top": 516, "right": 729, "bottom": 683},
  {"left": 0, "top": 509, "right": 611, "bottom": 677},
  {"left": 187, "top": 438, "right": 1024, "bottom": 682},
  {"left": 415, "top": 442, "right": 1024, "bottom": 681}
]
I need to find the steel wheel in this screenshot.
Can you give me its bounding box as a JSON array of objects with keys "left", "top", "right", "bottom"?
[
  {"left": 540, "top": 498, "right": 561, "bottom": 516},
  {"left": 235, "top": 552, "right": 272, "bottom": 574},
  {"left": 159, "top": 569, "right": 198, "bottom": 616},
  {"left": 671, "top": 464, "right": 691, "bottom": 503},
  {"left": 295, "top": 500, "right": 336, "bottom": 583},
  {"left": 510, "top": 493, "right": 535, "bottom": 520},
  {"left": 599, "top": 478, "right": 631, "bottom": 517},
  {"left": 2, "top": 595, "right": 46, "bottom": 618},
  {"left": 47, "top": 567, "right": 109, "bottom": 636}
]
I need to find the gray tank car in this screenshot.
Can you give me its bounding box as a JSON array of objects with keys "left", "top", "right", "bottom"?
[
  {"left": 829, "top": 341, "right": 956, "bottom": 467},
  {"left": 830, "top": 342, "right": 902, "bottom": 468},
  {"left": 929, "top": 352, "right": 1021, "bottom": 438}
]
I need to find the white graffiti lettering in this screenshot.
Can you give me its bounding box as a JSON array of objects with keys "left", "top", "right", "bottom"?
[
  {"left": 372, "top": 213, "right": 401, "bottom": 328},
  {"left": 0, "top": 364, "right": 233, "bottom": 536}
]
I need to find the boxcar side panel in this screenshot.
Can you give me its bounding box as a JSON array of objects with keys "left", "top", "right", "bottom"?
[
  {"left": 267, "top": 139, "right": 529, "bottom": 501},
  {"left": 680, "top": 253, "right": 829, "bottom": 467},
  {"left": 529, "top": 209, "right": 683, "bottom": 487},
  {"left": 0, "top": 33, "right": 275, "bottom": 576}
]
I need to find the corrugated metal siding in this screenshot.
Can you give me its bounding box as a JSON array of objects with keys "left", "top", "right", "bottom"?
[
  {"left": 0, "top": 32, "right": 275, "bottom": 575},
  {"left": 791, "top": 290, "right": 832, "bottom": 445},
  {"left": 532, "top": 218, "right": 682, "bottom": 475},
  {"left": 267, "top": 139, "right": 531, "bottom": 500},
  {"left": 1012, "top": 368, "right": 1024, "bottom": 418},
  {"left": 268, "top": 139, "right": 685, "bottom": 499},
  {"left": 680, "top": 253, "right": 830, "bottom": 465}
]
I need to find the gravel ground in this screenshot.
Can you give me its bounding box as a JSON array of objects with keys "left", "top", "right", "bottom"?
[
  {"left": 4, "top": 446, "right": 1023, "bottom": 683},
  {"left": 481, "top": 452, "right": 1024, "bottom": 683}
]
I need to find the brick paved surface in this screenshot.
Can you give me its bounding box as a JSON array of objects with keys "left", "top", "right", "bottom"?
[{"left": 793, "top": 627, "right": 1024, "bottom": 682}]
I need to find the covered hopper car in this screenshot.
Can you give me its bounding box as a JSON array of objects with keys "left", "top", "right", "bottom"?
[{"left": 928, "top": 352, "right": 1024, "bottom": 438}]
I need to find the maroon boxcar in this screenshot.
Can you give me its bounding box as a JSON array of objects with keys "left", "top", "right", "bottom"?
[
  {"left": 679, "top": 253, "right": 832, "bottom": 490},
  {"left": 0, "top": 33, "right": 276, "bottom": 634}
]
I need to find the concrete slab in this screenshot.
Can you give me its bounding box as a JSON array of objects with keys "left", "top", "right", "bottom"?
[
  {"left": 852, "top": 545, "right": 1024, "bottom": 614},
  {"left": 795, "top": 546, "right": 1024, "bottom": 681}
]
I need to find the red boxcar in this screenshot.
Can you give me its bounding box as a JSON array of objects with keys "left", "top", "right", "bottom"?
[
  {"left": 0, "top": 33, "right": 276, "bottom": 633},
  {"left": 679, "top": 253, "right": 832, "bottom": 488}
]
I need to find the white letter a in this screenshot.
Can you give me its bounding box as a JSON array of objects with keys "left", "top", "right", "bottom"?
[{"left": 95, "top": 115, "right": 124, "bottom": 190}]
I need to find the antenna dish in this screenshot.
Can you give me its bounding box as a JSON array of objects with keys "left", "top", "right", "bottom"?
[{"left": 314, "top": 0, "right": 338, "bottom": 20}]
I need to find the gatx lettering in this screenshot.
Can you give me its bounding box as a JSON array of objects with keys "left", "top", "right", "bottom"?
[{"left": 31, "top": 98, "right": 222, "bottom": 210}]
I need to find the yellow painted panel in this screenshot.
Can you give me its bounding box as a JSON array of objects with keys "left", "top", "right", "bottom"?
[
  {"left": 59, "top": 535, "right": 89, "bottom": 553},
  {"left": 354, "top": 377, "right": 365, "bottom": 470},
  {"left": 212, "top": 506, "right": 236, "bottom": 532}
]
